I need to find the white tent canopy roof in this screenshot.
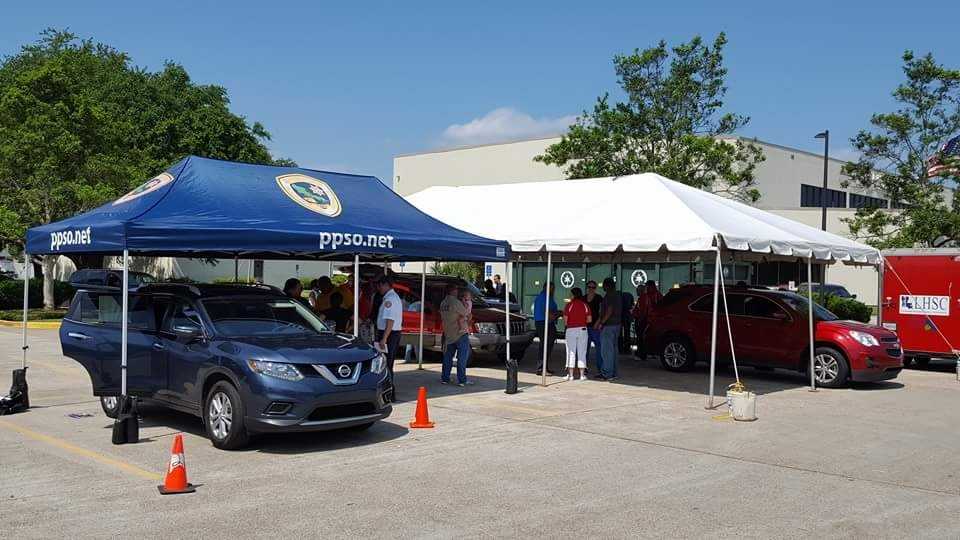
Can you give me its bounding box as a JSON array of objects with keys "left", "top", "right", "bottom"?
[{"left": 407, "top": 173, "right": 880, "bottom": 265}]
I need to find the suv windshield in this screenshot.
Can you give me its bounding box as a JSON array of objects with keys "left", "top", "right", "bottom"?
[
  {"left": 465, "top": 283, "right": 490, "bottom": 306},
  {"left": 779, "top": 293, "right": 839, "bottom": 321},
  {"left": 202, "top": 297, "right": 331, "bottom": 337}
]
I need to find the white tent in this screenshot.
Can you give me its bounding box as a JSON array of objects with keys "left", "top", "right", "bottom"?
[{"left": 408, "top": 173, "right": 882, "bottom": 406}]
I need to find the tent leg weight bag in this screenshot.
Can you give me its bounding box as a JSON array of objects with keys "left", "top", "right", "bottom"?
[
  {"left": 111, "top": 396, "right": 139, "bottom": 445},
  {"left": 505, "top": 358, "right": 519, "bottom": 394},
  {"left": 0, "top": 368, "right": 29, "bottom": 415}
]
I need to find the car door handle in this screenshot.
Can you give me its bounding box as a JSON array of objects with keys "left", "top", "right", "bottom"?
[
  {"left": 67, "top": 332, "right": 90, "bottom": 340},
  {"left": 152, "top": 343, "right": 166, "bottom": 351}
]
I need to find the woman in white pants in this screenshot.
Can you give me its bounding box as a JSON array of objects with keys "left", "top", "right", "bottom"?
[{"left": 563, "top": 287, "right": 592, "bottom": 381}]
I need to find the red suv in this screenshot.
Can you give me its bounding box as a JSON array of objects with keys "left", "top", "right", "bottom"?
[
  {"left": 390, "top": 273, "right": 534, "bottom": 360},
  {"left": 645, "top": 285, "right": 903, "bottom": 387}
]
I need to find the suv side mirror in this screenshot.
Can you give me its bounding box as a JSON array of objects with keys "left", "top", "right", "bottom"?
[{"left": 172, "top": 323, "right": 203, "bottom": 342}]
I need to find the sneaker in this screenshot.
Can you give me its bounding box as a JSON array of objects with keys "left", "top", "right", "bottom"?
[
  {"left": 607, "top": 376, "right": 619, "bottom": 382},
  {"left": 563, "top": 374, "right": 573, "bottom": 381},
  {"left": 593, "top": 374, "right": 608, "bottom": 381},
  {"left": 440, "top": 380, "right": 450, "bottom": 385},
  {"left": 458, "top": 380, "right": 475, "bottom": 387},
  {"left": 576, "top": 376, "right": 587, "bottom": 381}
]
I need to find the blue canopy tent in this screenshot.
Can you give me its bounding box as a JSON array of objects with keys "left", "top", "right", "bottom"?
[{"left": 20, "top": 157, "right": 511, "bottom": 436}]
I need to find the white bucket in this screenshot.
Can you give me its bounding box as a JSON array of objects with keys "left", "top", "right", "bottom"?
[{"left": 726, "top": 389, "right": 757, "bottom": 421}]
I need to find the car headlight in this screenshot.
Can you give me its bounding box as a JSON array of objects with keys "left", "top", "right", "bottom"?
[
  {"left": 370, "top": 353, "right": 386, "bottom": 374},
  {"left": 849, "top": 330, "right": 880, "bottom": 347},
  {"left": 247, "top": 360, "right": 304, "bottom": 381},
  {"left": 475, "top": 322, "right": 499, "bottom": 335}
]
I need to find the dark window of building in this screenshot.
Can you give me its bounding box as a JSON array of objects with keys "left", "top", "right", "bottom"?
[
  {"left": 890, "top": 200, "right": 910, "bottom": 209},
  {"left": 849, "top": 193, "right": 888, "bottom": 209},
  {"left": 800, "top": 184, "right": 846, "bottom": 208}
]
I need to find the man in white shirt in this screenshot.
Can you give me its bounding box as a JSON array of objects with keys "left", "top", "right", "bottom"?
[{"left": 376, "top": 275, "right": 403, "bottom": 400}]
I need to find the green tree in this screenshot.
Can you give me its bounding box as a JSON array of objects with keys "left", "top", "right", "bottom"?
[
  {"left": 0, "top": 29, "right": 293, "bottom": 306},
  {"left": 535, "top": 33, "right": 764, "bottom": 201},
  {"left": 842, "top": 51, "right": 960, "bottom": 248},
  {"left": 430, "top": 262, "right": 482, "bottom": 284}
]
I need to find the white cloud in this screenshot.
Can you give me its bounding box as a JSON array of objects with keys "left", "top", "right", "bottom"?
[{"left": 441, "top": 107, "right": 576, "bottom": 146}]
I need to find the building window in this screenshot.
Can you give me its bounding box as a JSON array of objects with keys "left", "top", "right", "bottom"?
[
  {"left": 849, "top": 193, "right": 888, "bottom": 209},
  {"left": 800, "top": 184, "right": 846, "bottom": 208}
]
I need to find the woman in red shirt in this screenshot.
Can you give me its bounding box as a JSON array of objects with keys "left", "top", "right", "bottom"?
[{"left": 563, "top": 287, "right": 592, "bottom": 381}]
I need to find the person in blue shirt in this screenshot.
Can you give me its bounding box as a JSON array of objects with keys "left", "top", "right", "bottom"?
[{"left": 533, "top": 282, "right": 561, "bottom": 375}]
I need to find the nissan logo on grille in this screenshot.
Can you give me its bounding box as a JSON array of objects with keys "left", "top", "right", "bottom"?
[{"left": 337, "top": 364, "right": 352, "bottom": 378}]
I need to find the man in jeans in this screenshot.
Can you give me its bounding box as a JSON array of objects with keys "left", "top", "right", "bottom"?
[
  {"left": 533, "top": 282, "right": 560, "bottom": 375},
  {"left": 375, "top": 275, "right": 403, "bottom": 399},
  {"left": 593, "top": 278, "right": 622, "bottom": 381},
  {"left": 440, "top": 283, "right": 472, "bottom": 386},
  {"left": 584, "top": 280, "right": 603, "bottom": 375}
]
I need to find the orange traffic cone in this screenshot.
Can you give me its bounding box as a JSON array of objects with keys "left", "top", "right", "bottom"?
[
  {"left": 157, "top": 434, "right": 196, "bottom": 494},
  {"left": 409, "top": 386, "right": 435, "bottom": 428}
]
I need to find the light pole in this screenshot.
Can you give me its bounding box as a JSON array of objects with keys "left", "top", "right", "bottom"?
[
  {"left": 815, "top": 130, "right": 829, "bottom": 288},
  {"left": 814, "top": 130, "right": 829, "bottom": 231}
]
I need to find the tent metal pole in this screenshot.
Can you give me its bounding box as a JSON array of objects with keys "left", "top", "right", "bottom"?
[
  {"left": 542, "top": 251, "right": 552, "bottom": 387},
  {"left": 877, "top": 259, "right": 884, "bottom": 326},
  {"left": 21, "top": 253, "right": 29, "bottom": 370},
  {"left": 353, "top": 254, "right": 360, "bottom": 338},
  {"left": 505, "top": 261, "right": 512, "bottom": 365},
  {"left": 121, "top": 250, "right": 129, "bottom": 397},
  {"left": 418, "top": 263, "right": 425, "bottom": 370},
  {"left": 234, "top": 254, "right": 239, "bottom": 282},
  {"left": 707, "top": 242, "right": 721, "bottom": 409},
  {"left": 807, "top": 256, "right": 817, "bottom": 392}
]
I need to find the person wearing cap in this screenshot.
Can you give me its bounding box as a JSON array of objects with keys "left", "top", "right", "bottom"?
[{"left": 376, "top": 275, "right": 403, "bottom": 399}]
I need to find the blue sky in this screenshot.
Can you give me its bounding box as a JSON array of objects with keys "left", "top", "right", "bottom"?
[{"left": 3, "top": 1, "right": 959, "bottom": 183}]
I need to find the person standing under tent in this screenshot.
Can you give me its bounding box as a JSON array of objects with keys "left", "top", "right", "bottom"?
[
  {"left": 310, "top": 276, "right": 335, "bottom": 313},
  {"left": 533, "top": 282, "right": 561, "bottom": 375},
  {"left": 483, "top": 279, "right": 497, "bottom": 297},
  {"left": 632, "top": 280, "right": 662, "bottom": 360},
  {"left": 563, "top": 287, "right": 591, "bottom": 381},
  {"left": 283, "top": 278, "right": 304, "bottom": 302},
  {"left": 594, "top": 278, "right": 622, "bottom": 381},
  {"left": 322, "top": 291, "right": 352, "bottom": 333},
  {"left": 492, "top": 274, "right": 505, "bottom": 297},
  {"left": 619, "top": 288, "right": 635, "bottom": 354},
  {"left": 584, "top": 280, "right": 603, "bottom": 374},
  {"left": 375, "top": 275, "right": 402, "bottom": 400},
  {"left": 440, "top": 283, "right": 472, "bottom": 386}
]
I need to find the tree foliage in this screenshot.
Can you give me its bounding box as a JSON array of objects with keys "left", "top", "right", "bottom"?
[
  {"left": 842, "top": 51, "right": 960, "bottom": 248},
  {"left": 0, "top": 29, "right": 293, "bottom": 253},
  {"left": 535, "top": 33, "right": 764, "bottom": 201}
]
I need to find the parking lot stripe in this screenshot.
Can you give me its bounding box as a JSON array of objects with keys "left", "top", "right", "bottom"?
[{"left": 0, "top": 419, "right": 162, "bottom": 481}]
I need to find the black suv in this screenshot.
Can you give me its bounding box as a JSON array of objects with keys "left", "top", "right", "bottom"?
[{"left": 61, "top": 282, "right": 392, "bottom": 449}]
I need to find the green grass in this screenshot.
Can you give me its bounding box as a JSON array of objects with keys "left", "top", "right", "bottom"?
[{"left": 0, "top": 309, "right": 66, "bottom": 321}]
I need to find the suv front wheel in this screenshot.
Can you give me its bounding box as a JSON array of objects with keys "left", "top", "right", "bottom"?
[
  {"left": 660, "top": 336, "right": 696, "bottom": 372},
  {"left": 204, "top": 381, "right": 249, "bottom": 450},
  {"left": 813, "top": 346, "right": 850, "bottom": 388}
]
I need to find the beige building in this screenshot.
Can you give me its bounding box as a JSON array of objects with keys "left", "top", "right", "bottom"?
[{"left": 394, "top": 136, "right": 899, "bottom": 305}]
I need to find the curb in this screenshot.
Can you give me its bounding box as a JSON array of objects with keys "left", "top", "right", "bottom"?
[{"left": 0, "top": 320, "right": 61, "bottom": 329}]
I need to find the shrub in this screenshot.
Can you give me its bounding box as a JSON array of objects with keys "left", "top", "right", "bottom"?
[
  {"left": 814, "top": 293, "right": 872, "bottom": 323},
  {"left": 0, "top": 279, "right": 75, "bottom": 309},
  {"left": 0, "top": 309, "right": 66, "bottom": 321},
  {"left": 212, "top": 277, "right": 257, "bottom": 284}
]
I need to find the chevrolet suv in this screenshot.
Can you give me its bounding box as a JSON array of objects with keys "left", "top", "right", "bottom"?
[
  {"left": 645, "top": 285, "right": 902, "bottom": 387},
  {"left": 61, "top": 282, "right": 392, "bottom": 449}
]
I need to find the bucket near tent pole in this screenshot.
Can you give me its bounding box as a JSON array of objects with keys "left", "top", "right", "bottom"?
[{"left": 726, "top": 383, "right": 757, "bottom": 422}]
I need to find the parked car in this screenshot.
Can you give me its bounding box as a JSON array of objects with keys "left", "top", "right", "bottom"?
[
  {"left": 390, "top": 273, "right": 534, "bottom": 360},
  {"left": 645, "top": 285, "right": 902, "bottom": 387},
  {"left": 797, "top": 282, "right": 856, "bottom": 299},
  {"left": 61, "top": 282, "right": 392, "bottom": 449}
]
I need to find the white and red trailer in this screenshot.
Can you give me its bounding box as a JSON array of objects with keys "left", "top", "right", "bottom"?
[{"left": 881, "top": 248, "right": 960, "bottom": 367}]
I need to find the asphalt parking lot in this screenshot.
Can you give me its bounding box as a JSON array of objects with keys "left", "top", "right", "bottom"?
[{"left": 2, "top": 327, "right": 959, "bottom": 539}]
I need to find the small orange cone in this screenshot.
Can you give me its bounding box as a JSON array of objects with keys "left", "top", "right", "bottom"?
[
  {"left": 409, "top": 386, "right": 435, "bottom": 428},
  {"left": 157, "top": 434, "right": 196, "bottom": 494}
]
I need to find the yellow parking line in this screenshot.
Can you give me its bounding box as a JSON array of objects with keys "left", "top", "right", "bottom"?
[{"left": 0, "top": 419, "right": 162, "bottom": 481}]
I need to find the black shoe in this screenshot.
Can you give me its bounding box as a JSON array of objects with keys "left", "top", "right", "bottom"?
[{"left": 593, "top": 374, "right": 608, "bottom": 380}]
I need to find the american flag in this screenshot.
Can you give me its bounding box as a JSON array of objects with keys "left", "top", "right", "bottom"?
[{"left": 926, "top": 135, "right": 960, "bottom": 178}]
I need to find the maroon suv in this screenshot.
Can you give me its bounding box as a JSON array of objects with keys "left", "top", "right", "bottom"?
[{"left": 645, "top": 285, "right": 903, "bottom": 387}]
